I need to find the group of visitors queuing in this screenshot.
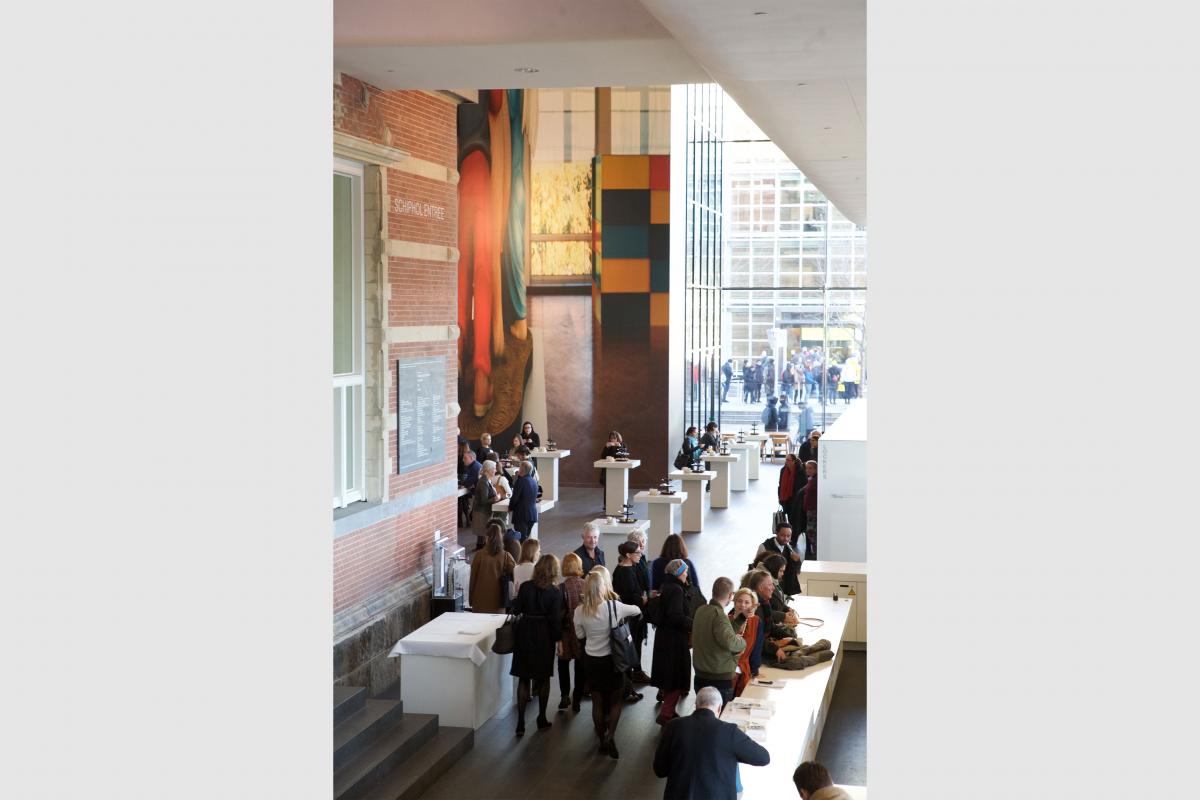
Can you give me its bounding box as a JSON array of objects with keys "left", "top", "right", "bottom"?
[
  {"left": 464, "top": 508, "right": 844, "bottom": 799},
  {"left": 777, "top": 444, "right": 821, "bottom": 560},
  {"left": 720, "top": 347, "right": 863, "bottom": 408}
]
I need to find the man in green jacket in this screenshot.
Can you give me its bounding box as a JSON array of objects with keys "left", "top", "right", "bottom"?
[{"left": 691, "top": 577, "right": 746, "bottom": 704}]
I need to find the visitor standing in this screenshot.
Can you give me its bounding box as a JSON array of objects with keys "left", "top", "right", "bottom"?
[
  {"left": 802, "top": 460, "right": 819, "bottom": 559},
  {"left": 468, "top": 522, "right": 515, "bottom": 613},
  {"left": 510, "top": 554, "right": 563, "bottom": 736},
  {"left": 690, "top": 577, "right": 746, "bottom": 705},
  {"left": 652, "top": 559, "right": 695, "bottom": 726},
  {"left": 556, "top": 552, "right": 587, "bottom": 712}
]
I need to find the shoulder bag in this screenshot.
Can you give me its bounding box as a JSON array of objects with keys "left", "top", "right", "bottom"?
[
  {"left": 607, "top": 600, "right": 638, "bottom": 673},
  {"left": 491, "top": 613, "right": 518, "bottom": 654}
]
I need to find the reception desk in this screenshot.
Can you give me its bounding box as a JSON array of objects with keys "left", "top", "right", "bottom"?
[{"left": 726, "top": 595, "right": 854, "bottom": 796}]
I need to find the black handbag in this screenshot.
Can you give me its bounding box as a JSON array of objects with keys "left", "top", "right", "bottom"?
[
  {"left": 606, "top": 600, "right": 638, "bottom": 673},
  {"left": 491, "top": 614, "right": 518, "bottom": 654}
]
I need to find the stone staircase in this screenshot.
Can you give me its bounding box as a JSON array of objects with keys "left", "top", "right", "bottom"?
[{"left": 334, "top": 686, "right": 472, "bottom": 800}]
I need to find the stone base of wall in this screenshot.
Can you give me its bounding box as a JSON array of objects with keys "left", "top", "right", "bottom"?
[{"left": 334, "top": 572, "right": 432, "bottom": 697}]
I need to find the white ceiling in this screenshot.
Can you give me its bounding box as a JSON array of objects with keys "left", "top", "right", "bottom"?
[{"left": 333, "top": 0, "right": 865, "bottom": 224}]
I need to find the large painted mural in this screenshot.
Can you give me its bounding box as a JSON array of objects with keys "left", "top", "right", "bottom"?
[{"left": 456, "top": 89, "right": 536, "bottom": 444}]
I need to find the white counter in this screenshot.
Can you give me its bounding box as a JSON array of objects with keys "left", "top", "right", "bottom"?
[
  {"left": 593, "top": 458, "right": 641, "bottom": 516},
  {"left": 389, "top": 611, "right": 514, "bottom": 730},
  {"left": 800, "top": 560, "right": 867, "bottom": 644},
  {"left": 729, "top": 595, "right": 854, "bottom": 796}
]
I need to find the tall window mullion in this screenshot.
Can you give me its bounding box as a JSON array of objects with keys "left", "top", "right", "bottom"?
[{"left": 333, "top": 159, "right": 365, "bottom": 509}]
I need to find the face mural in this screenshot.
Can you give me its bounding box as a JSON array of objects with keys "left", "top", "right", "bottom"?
[{"left": 456, "top": 89, "right": 536, "bottom": 442}]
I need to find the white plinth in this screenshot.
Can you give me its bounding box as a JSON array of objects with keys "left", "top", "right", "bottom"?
[
  {"left": 390, "top": 611, "right": 514, "bottom": 730},
  {"left": 742, "top": 432, "right": 770, "bottom": 466},
  {"left": 594, "top": 459, "right": 641, "bottom": 516},
  {"left": 722, "top": 596, "right": 853, "bottom": 796},
  {"left": 667, "top": 470, "right": 715, "bottom": 533},
  {"left": 730, "top": 440, "right": 761, "bottom": 480},
  {"left": 729, "top": 442, "right": 756, "bottom": 490},
  {"left": 703, "top": 453, "right": 740, "bottom": 509},
  {"left": 632, "top": 490, "right": 687, "bottom": 553},
  {"left": 590, "top": 517, "right": 651, "bottom": 557},
  {"left": 529, "top": 448, "right": 570, "bottom": 504}
]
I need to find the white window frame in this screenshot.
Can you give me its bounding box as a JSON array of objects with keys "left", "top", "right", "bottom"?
[{"left": 333, "top": 157, "right": 366, "bottom": 509}]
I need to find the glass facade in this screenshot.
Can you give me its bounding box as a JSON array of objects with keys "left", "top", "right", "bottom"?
[{"left": 682, "top": 84, "right": 724, "bottom": 431}]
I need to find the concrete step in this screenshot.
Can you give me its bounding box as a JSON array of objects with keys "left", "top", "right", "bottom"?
[
  {"left": 354, "top": 726, "right": 474, "bottom": 800},
  {"left": 335, "top": 685, "right": 368, "bottom": 725},
  {"left": 334, "top": 713, "right": 439, "bottom": 800},
  {"left": 334, "top": 698, "right": 406, "bottom": 772}
]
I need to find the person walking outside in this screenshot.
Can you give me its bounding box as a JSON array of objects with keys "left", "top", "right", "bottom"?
[{"left": 721, "top": 358, "right": 733, "bottom": 403}]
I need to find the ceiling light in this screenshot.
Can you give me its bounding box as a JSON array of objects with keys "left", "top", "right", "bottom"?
[
  {"left": 824, "top": 126, "right": 832, "bottom": 130},
  {"left": 841, "top": 155, "right": 849, "bottom": 159},
  {"left": 514, "top": 67, "right": 539, "bottom": 74},
  {"left": 753, "top": 11, "right": 768, "bottom": 15}
]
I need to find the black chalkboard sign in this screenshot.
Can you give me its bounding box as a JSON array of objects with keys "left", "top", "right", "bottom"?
[{"left": 396, "top": 356, "right": 445, "bottom": 473}]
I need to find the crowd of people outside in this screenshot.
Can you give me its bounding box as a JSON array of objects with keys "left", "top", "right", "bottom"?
[
  {"left": 721, "top": 346, "right": 863, "bottom": 409},
  {"left": 459, "top": 508, "right": 845, "bottom": 797}
]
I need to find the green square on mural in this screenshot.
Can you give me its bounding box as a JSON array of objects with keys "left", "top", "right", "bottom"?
[{"left": 650, "top": 259, "right": 670, "bottom": 292}]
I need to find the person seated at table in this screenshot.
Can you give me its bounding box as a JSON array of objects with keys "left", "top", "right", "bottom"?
[
  {"left": 597, "top": 430, "right": 625, "bottom": 496},
  {"left": 679, "top": 426, "right": 703, "bottom": 468},
  {"left": 510, "top": 553, "right": 563, "bottom": 736},
  {"left": 508, "top": 460, "right": 540, "bottom": 541},
  {"left": 512, "top": 445, "right": 540, "bottom": 483},
  {"left": 651, "top": 534, "right": 699, "bottom": 591},
  {"left": 469, "top": 522, "right": 515, "bottom": 614},
  {"left": 756, "top": 522, "right": 803, "bottom": 597},
  {"left": 793, "top": 761, "right": 854, "bottom": 800},
  {"left": 574, "top": 521, "right": 605, "bottom": 575},
  {"left": 520, "top": 420, "right": 541, "bottom": 449},
  {"left": 475, "top": 431, "right": 499, "bottom": 466},
  {"left": 513, "top": 538, "right": 540, "bottom": 594},
  {"left": 729, "top": 588, "right": 761, "bottom": 692},
  {"left": 472, "top": 460, "right": 501, "bottom": 550},
  {"left": 508, "top": 433, "right": 524, "bottom": 457},
  {"left": 459, "top": 449, "right": 481, "bottom": 527},
  {"left": 699, "top": 421, "right": 721, "bottom": 452},
  {"left": 743, "top": 569, "right": 800, "bottom": 646}
]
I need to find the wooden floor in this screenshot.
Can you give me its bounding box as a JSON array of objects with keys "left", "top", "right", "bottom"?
[{"left": 436, "top": 463, "right": 866, "bottom": 798}]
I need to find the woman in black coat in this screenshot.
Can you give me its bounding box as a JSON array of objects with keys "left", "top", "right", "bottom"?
[
  {"left": 520, "top": 420, "right": 541, "bottom": 449},
  {"left": 510, "top": 554, "right": 564, "bottom": 736},
  {"left": 798, "top": 428, "right": 821, "bottom": 464},
  {"left": 652, "top": 560, "right": 694, "bottom": 726}
]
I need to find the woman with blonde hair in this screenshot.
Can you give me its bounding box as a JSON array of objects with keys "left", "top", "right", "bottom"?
[
  {"left": 510, "top": 554, "right": 563, "bottom": 736},
  {"left": 729, "top": 587, "right": 760, "bottom": 696},
  {"left": 557, "top": 552, "right": 587, "bottom": 711},
  {"left": 572, "top": 565, "right": 641, "bottom": 759}
]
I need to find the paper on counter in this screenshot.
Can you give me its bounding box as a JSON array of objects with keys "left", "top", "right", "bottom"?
[{"left": 751, "top": 677, "right": 788, "bottom": 689}]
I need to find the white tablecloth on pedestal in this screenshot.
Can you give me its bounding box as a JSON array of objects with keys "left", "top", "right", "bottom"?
[{"left": 389, "top": 611, "right": 507, "bottom": 666}]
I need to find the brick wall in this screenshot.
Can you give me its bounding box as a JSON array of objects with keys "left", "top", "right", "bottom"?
[{"left": 333, "top": 75, "right": 461, "bottom": 693}]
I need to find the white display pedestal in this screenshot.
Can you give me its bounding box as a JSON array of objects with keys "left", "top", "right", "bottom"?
[
  {"left": 667, "top": 470, "right": 715, "bottom": 533},
  {"left": 742, "top": 432, "right": 771, "bottom": 469},
  {"left": 590, "top": 517, "right": 650, "bottom": 560},
  {"left": 593, "top": 459, "right": 641, "bottom": 516},
  {"left": 724, "top": 596, "right": 853, "bottom": 796},
  {"left": 728, "top": 442, "right": 756, "bottom": 490},
  {"left": 529, "top": 448, "right": 570, "bottom": 504},
  {"left": 703, "top": 453, "right": 740, "bottom": 509},
  {"left": 817, "top": 401, "right": 866, "bottom": 562},
  {"left": 390, "top": 611, "right": 513, "bottom": 730},
  {"left": 632, "top": 490, "right": 687, "bottom": 553}
]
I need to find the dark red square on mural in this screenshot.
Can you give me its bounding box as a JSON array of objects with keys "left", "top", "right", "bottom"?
[{"left": 649, "top": 155, "right": 670, "bottom": 190}]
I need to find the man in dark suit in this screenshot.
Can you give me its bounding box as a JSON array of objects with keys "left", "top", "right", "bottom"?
[
  {"left": 653, "top": 686, "right": 770, "bottom": 800},
  {"left": 758, "top": 522, "right": 803, "bottom": 596},
  {"left": 508, "top": 460, "right": 539, "bottom": 541}
]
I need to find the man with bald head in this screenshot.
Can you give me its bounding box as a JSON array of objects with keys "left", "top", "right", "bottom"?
[{"left": 652, "top": 685, "right": 770, "bottom": 800}]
